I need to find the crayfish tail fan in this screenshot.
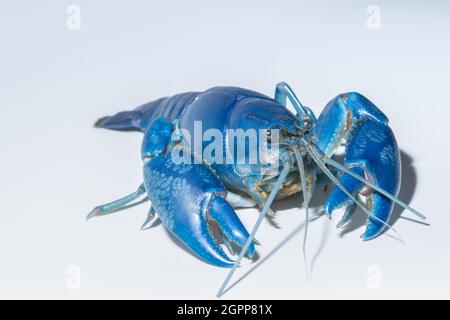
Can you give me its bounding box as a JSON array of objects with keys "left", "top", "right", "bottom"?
[{"left": 94, "top": 110, "right": 144, "bottom": 132}]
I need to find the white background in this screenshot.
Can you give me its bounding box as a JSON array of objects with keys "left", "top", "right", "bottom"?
[{"left": 0, "top": 0, "right": 449, "bottom": 299}]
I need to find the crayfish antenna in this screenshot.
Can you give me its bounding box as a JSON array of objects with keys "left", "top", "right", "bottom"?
[
  {"left": 304, "top": 141, "right": 405, "bottom": 245},
  {"left": 322, "top": 156, "right": 426, "bottom": 221},
  {"left": 292, "top": 144, "right": 310, "bottom": 281},
  {"left": 217, "top": 161, "right": 292, "bottom": 297}
]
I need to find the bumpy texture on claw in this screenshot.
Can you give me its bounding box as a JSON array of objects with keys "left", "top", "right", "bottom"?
[
  {"left": 142, "top": 117, "right": 255, "bottom": 267},
  {"left": 313, "top": 92, "right": 401, "bottom": 239}
]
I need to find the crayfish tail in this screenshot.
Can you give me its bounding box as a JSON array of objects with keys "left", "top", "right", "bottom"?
[{"left": 94, "top": 110, "right": 144, "bottom": 132}]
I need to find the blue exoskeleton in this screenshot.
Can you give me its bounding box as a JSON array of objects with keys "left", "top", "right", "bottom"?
[{"left": 87, "top": 83, "right": 424, "bottom": 287}]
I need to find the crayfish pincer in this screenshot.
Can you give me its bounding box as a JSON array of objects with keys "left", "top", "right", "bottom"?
[{"left": 87, "top": 83, "right": 425, "bottom": 273}]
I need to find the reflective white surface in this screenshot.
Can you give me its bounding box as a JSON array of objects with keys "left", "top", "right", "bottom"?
[{"left": 0, "top": 0, "right": 449, "bottom": 299}]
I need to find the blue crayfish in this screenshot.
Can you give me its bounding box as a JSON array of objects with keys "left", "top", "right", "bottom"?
[{"left": 87, "top": 83, "right": 425, "bottom": 277}]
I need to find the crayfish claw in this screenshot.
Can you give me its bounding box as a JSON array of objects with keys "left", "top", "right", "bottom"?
[
  {"left": 314, "top": 92, "right": 401, "bottom": 239},
  {"left": 360, "top": 193, "right": 394, "bottom": 240},
  {"left": 209, "top": 194, "right": 256, "bottom": 259},
  {"left": 325, "top": 166, "right": 365, "bottom": 218},
  {"left": 336, "top": 203, "right": 357, "bottom": 229}
]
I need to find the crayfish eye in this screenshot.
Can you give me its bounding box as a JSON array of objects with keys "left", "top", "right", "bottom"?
[
  {"left": 265, "top": 129, "right": 272, "bottom": 142},
  {"left": 301, "top": 118, "right": 312, "bottom": 131}
]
